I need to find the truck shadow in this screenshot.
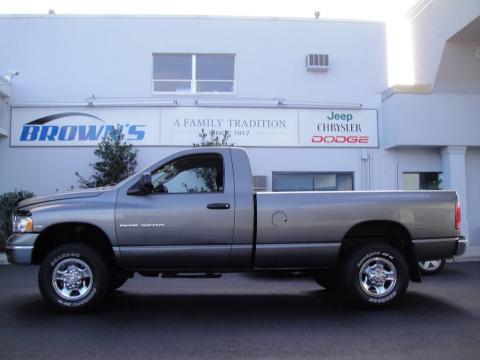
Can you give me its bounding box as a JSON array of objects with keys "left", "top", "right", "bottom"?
[{"left": 14, "top": 289, "right": 474, "bottom": 323}]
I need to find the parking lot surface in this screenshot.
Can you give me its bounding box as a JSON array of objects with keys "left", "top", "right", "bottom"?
[{"left": 0, "top": 262, "right": 479, "bottom": 359}]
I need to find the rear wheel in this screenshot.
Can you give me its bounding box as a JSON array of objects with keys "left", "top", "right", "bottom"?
[
  {"left": 418, "top": 259, "right": 446, "bottom": 275},
  {"left": 38, "top": 243, "right": 110, "bottom": 311},
  {"left": 343, "top": 243, "right": 409, "bottom": 308}
]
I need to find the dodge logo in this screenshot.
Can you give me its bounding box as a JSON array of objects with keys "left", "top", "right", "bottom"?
[{"left": 311, "top": 135, "right": 369, "bottom": 144}]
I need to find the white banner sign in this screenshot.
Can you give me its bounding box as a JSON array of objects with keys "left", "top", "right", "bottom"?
[
  {"left": 299, "top": 109, "right": 378, "bottom": 147},
  {"left": 10, "top": 107, "right": 377, "bottom": 147},
  {"left": 160, "top": 107, "right": 298, "bottom": 146}
]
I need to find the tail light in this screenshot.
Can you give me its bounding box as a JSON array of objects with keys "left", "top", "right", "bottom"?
[{"left": 455, "top": 201, "right": 461, "bottom": 231}]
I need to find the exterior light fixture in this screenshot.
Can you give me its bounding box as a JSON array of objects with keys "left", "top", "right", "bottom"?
[{"left": 0, "top": 69, "right": 20, "bottom": 85}]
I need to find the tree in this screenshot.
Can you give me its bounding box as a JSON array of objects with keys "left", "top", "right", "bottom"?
[
  {"left": 193, "top": 128, "right": 234, "bottom": 147},
  {"left": 0, "top": 190, "right": 34, "bottom": 250},
  {"left": 76, "top": 125, "right": 138, "bottom": 188}
]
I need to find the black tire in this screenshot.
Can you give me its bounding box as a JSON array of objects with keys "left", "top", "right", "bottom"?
[
  {"left": 343, "top": 243, "right": 409, "bottom": 308},
  {"left": 418, "top": 259, "right": 446, "bottom": 275},
  {"left": 38, "top": 243, "right": 111, "bottom": 311},
  {"left": 313, "top": 268, "right": 343, "bottom": 291}
]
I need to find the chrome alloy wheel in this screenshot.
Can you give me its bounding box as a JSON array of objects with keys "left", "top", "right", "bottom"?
[
  {"left": 358, "top": 257, "right": 397, "bottom": 297},
  {"left": 52, "top": 258, "right": 93, "bottom": 300},
  {"left": 419, "top": 260, "right": 442, "bottom": 271}
]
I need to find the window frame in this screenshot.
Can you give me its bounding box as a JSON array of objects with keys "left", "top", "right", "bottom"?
[
  {"left": 148, "top": 153, "right": 226, "bottom": 195},
  {"left": 152, "top": 53, "right": 236, "bottom": 95},
  {"left": 272, "top": 172, "right": 355, "bottom": 192}
]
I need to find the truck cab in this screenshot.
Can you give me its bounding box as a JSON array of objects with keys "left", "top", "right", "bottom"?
[{"left": 115, "top": 147, "right": 253, "bottom": 269}]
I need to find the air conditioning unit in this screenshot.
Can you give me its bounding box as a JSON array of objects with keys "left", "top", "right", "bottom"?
[
  {"left": 252, "top": 175, "right": 268, "bottom": 192},
  {"left": 306, "top": 54, "right": 329, "bottom": 72}
]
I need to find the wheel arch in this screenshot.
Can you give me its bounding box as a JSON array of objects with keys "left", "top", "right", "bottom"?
[
  {"left": 340, "top": 220, "right": 421, "bottom": 282},
  {"left": 32, "top": 222, "right": 117, "bottom": 267}
]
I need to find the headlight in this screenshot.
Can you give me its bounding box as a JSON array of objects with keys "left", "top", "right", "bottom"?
[{"left": 12, "top": 216, "right": 33, "bottom": 233}]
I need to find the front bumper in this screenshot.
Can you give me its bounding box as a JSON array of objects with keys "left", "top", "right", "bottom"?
[{"left": 6, "top": 233, "right": 39, "bottom": 264}]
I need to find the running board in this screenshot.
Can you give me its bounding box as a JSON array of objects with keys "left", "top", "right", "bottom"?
[{"left": 161, "top": 272, "right": 222, "bottom": 279}]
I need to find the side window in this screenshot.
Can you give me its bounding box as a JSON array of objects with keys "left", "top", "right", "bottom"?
[{"left": 151, "top": 154, "right": 224, "bottom": 193}]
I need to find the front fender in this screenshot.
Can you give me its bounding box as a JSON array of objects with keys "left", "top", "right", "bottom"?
[{"left": 22, "top": 190, "right": 118, "bottom": 248}]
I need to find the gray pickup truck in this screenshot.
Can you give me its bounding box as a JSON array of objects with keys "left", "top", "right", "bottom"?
[{"left": 7, "top": 147, "right": 467, "bottom": 311}]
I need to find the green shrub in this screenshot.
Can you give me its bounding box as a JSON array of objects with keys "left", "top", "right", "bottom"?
[{"left": 0, "top": 191, "right": 34, "bottom": 250}]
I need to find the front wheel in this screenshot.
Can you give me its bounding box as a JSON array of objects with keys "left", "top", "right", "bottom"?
[
  {"left": 343, "top": 243, "right": 409, "bottom": 308},
  {"left": 38, "top": 243, "right": 111, "bottom": 311}
]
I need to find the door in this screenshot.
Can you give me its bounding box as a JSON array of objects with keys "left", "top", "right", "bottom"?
[{"left": 115, "top": 151, "right": 235, "bottom": 269}]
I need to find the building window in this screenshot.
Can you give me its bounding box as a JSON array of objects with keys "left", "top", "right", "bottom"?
[
  {"left": 403, "top": 172, "right": 443, "bottom": 190},
  {"left": 153, "top": 54, "right": 235, "bottom": 94},
  {"left": 272, "top": 172, "right": 354, "bottom": 192}
]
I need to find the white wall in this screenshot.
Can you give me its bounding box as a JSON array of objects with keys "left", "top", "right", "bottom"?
[
  {"left": 466, "top": 148, "right": 480, "bottom": 247},
  {"left": 0, "top": 14, "right": 478, "bottom": 253},
  {"left": 0, "top": 98, "right": 7, "bottom": 132},
  {"left": 434, "top": 40, "right": 480, "bottom": 93},
  {"left": 411, "top": 0, "right": 480, "bottom": 85},
  {"left": 403, "top": 1, "right": 480, "bottom": 250},
  {"left": 0, "top": 15, "right": 387, "bottom": 195},
  {"left": 0, "top": 15, "right": 386, "bottom": 106},
  {"left": 382, "top": 92, "right": 480, "bottom": 149}
]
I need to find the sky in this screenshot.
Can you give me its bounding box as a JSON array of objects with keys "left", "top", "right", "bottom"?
[{"left": 0, "top": 0, "right": 419, "bottom": 85}]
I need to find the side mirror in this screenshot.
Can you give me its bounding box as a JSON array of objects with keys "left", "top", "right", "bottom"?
[{"left": 140, "top": 172, "right": 154, "bottom": 193}]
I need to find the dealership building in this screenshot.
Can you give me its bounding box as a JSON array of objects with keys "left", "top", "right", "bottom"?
[{"left": 0, "top": 0, "right": 479, "bottom": 257}]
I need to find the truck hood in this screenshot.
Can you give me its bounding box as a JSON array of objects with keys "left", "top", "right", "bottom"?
[{"left": 17, "top": 187, "right": 113, "bottom": 208}]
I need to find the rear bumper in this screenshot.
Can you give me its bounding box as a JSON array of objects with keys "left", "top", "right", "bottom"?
[
  {"left": 6, "top": 233, "right": 39, "bottom": 265},
  {"left": 413, "top": 236, "right": 468, "bottom": 261},
  {"left": 455, "top": 236, "right": 468, "bottom": 256}
]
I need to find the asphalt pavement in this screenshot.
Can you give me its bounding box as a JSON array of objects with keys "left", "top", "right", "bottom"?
[{"left": 1, "top": 262, "right": 479, "bottom": 360}]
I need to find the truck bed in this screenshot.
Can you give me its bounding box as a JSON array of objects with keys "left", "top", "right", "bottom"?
[{"left": 254, "top": 190, "right": 459, "bottom": 268}]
